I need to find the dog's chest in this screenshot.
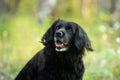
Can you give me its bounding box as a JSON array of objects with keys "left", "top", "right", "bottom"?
[{"left": 39, "top": 56, "right": 79, "bottom": 80}]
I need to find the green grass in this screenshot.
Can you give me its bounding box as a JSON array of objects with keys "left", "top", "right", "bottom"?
[{"left": 0, "top": 14, "right": 120, "bottom": 80}]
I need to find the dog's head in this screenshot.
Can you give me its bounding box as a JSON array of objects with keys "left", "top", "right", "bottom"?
[{"left": 42, "top": 19, "right": 93, "bottom": 52}]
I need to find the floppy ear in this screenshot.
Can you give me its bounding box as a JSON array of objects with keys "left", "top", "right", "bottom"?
[
  {"left": 41, "top": 19, "right": 60, "bottom": 45},
  {"left": 75, "top": 25, "right": 93, "bottom": 51}
]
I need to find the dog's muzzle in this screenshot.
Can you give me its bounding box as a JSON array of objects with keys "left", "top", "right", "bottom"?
[{"left": 54, "top": 29, "right": 68, "bottom": 52}]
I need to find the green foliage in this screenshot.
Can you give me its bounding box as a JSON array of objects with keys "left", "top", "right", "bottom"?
[
  {"left": 84, "top": 48, "right": 120, "bottom": 80},
  {"left": 0, "top": 14, "right": 44, "bottom": 80}
]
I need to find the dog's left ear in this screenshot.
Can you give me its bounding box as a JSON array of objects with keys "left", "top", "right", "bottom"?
[
  {"left": 41, "top": 19, "right": 60, "bottom": 45},
  {"left": 75, "top": 24, "right": 93, "bottom": 51}
]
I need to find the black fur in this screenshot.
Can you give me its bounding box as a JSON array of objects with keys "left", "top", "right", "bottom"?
[{"left": 15, "top": 19, "right": 93, "bottom": 80}]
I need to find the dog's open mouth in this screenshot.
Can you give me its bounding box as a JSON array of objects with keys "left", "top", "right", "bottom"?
[
  {"left": 55, "top": 40, "right": 64, "bottom": 47},
  {"left": 54, "top": 39, "right": 68, "bottom": 52}
]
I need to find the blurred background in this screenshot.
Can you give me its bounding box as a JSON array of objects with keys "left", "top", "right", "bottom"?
[{"left": 0, "top": 0, "right": 120, "bottom": 80}]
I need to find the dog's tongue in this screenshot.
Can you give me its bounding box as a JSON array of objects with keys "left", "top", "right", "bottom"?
[{"left": 55, "top": 42, "right": 64, "bottom": 47}]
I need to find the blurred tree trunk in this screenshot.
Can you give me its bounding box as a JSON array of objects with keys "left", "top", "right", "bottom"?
[
  {"left": 0, "top": 0, "right": 8, "bottom": 15},
  {"left": 80, "top": 0, "right": 97, "bottom": 19},
  {"left": 8, "top": 0, "right": 20, "bottom": 13},
  {"left": 109, "top": 0, "right": 120, "bottom": 28},
  {"left": 37, "top": 0, "right": 57, "bottom": 23},
  {"left": 81, "top": 0, "right": 91, "bottom": 18},
  {"left": 98, "top": 0, "right": 120, "bottom": 28},
  {"left": 98, "top": 0, "right": 111, "bottom": 12},
  {"left": 0, "top": 0, "right": 20, "bottom": 15}
]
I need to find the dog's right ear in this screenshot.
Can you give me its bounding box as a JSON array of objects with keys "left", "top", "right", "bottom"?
[{"left": 41, "top": 19, "right": 60, "bottom": 45}]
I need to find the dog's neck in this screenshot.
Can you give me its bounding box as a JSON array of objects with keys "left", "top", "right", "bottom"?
[{"left": 44, "top": 43, "right": 84, "bottom": 63}]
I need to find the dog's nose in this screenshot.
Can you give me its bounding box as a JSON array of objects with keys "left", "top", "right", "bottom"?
[{"left": 55, "top": 31, "right": 64, "bottom": 37}]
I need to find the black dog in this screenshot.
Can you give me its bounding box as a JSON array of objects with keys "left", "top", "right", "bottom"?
[{"left": 15, "top": 19, "right": 93, "bottom": 80}]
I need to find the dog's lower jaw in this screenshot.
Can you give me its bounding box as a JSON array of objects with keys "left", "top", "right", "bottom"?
[{"left": 55, "top": 47, "right": 68, "bottom": 52}]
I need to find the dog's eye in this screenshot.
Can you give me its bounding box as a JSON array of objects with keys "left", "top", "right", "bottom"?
[
  {"left": 56, "top": 26, "right": 62, "bottom": 30},
  {"left": 66, "top": 26, "right": 73, "bottom": 32}
]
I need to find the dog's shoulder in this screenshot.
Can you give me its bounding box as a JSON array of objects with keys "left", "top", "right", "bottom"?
[{"left": 31, "top": 48, "right": 46, "bottom": 68}]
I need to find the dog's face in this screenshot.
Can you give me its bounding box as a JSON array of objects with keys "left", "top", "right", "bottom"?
[
  {"left": 54, "top": 20, "right": 75, "bottom": 51},
  {"left": 42, "top": 19, "right": 93, "bottom": 52}
]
